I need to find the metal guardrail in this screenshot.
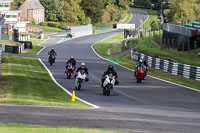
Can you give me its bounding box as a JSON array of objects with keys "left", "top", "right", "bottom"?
[
  {"left": 131, "top": 50, "right": 200, "bottom": 81},
  {"left": 0, "top": 43, "right": 25, "bottom": 54}
]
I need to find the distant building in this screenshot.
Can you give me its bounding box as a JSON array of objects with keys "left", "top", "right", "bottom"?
[
  {"left": 19, "top": 0, "right": 45, "bottom": 24},
  {"left": 0, "top": 0, "right": 29, "bottom": 33}
]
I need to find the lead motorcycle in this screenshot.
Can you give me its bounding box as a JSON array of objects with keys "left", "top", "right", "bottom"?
[
  {"left": 102, "top": 73, "right": 115, "bottom": 96},
  {"left": 135, "top": 65, "right": 145, "bottom": 83},
  {"left": 66, "top": 63, "right": 75, "bottom": 79},
  {"left": 49, "top": 55, "right": 56, "bottom": 66},
  {"left": 74, "top": 70, "right": 87, "bottom": 90}
]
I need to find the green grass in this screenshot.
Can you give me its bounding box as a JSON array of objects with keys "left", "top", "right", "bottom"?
[
  {"left": 20, "top": 33, "right": 40, "bottom": 38},
  {"left": 0, "top": 123, "right": 124, "bottom": 133},
  {"left": 128, "top": 37, "right": 200, "bottom": 66},
  {"left": 0, "top": 54, "right": 88, "bottom": 107},
  {"left": 28, "top": 24, "right": 61, "bottom": 32},
  {"left": 25, "top": 38, "right": 45, "bottom": 54},
  {"left": 25, "top": 35, "right": 49, "bottom": 55},
  {"left": 93, "top": 32, "right": 124, "bottom": 56},
  {"left": 106, "top": 54, "right": 200, "bottom": 90},
  {"left": 0, "top": 40, "right": 21, "bottom": 46},
  {"left": 121, "top": 12, "right": 132, "bottom": 24},
  {"left": 131, "top": 7, "right": 160, "bottom": 29}
]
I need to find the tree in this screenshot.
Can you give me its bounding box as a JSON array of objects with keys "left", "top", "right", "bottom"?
[
  {"left": 151, "top": 20, "right": 160, "bottom": 31},
  {"left": 81, "top": 0, "right": 105, "bottom": 24},
  {"left": 63, "top": 0, "right": 91, "bottom": 24},
  {"left": 167, "top": 0, "right": 195, "bottom": 22},
  {"left": 40, "top": 0, "right": 65, "bottom": 22}
]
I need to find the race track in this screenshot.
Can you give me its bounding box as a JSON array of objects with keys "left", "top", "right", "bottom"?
[{"left": 0, "top": 10, "right": 200, "bottom": 133}]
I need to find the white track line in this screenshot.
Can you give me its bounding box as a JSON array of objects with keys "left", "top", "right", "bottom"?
[{"left": 39, "top": 58, "right": 100, "bottom": 109}]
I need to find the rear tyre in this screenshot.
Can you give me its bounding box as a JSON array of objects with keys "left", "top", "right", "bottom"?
[
  {"left": 103, "top": 88, "right": 106, "bottom": 95},
  {"left": 106, "top": 90, "right": 110, "bottom": 96}
]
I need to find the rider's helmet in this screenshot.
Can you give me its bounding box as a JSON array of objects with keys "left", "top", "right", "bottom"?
[
  {"left": 81, "top": 62, "right": 85, "bottom": 69},
  {"left": 108, "top": 65, "right": 113, "bottom": 71},
  {"left": 51, "top": 48, "right": 54, "bottom": 51},
  {"left": 70, "top": 55, "right": 74, "bottom": 59}
]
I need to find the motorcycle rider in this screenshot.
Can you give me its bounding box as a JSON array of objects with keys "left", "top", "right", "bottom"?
[
  {"left": 101, "top": 65, "right": 119, "bottom": 87},
  {"left": 66, "top": 55, "right": 76, "bottom": 69},
  {"left": 135, "top": 56, "right": 147, "bottom": 76},
  {"left": 48, "top": 48, "right": 57, "bottom": 63},
  {"left": 74, "top": 62, "right": 89, "bottom": 81}
]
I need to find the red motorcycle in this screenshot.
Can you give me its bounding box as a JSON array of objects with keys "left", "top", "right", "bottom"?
[
  {"left": 135, "top": 65, "right": 145, "bottom": 83},
  {"left": 66, "top": 63, "right": 75, "bottom": 79}
]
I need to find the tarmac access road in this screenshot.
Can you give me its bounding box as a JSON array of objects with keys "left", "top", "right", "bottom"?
[{"left": 1, "top": 10, "right": 200, "bottom": 133}]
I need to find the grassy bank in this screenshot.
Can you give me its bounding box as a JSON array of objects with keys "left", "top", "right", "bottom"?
[
  {"left": 122, "top": 12, "right": 132, "bottom": 23},
  {"left": 93, "top": 33, "right": 200, "bottom": 90},
  {"left": 93, "top": 32, "right": 124, "bottom": 55},
  {"left": 128, "top": 37, "right": 200, "bottom": 66},
  {"left": 28, "top": 24, "right": 61, "bottom": 32},
  {"left": 0, "top": 124, "right": 124, "bottom": 133},
  {"left": 25, "top": 36, "right": 48, "bottom": 55},
  {"left": 0, "top": 40, "right": 21, "bottom": 46},
  {"left": 0, "top": 54, "right": 88, "bottom": 107}
]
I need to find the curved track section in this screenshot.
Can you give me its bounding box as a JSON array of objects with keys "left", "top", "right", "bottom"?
[{"left": 0, "top": 10, "right": 200, "bottom": 133}]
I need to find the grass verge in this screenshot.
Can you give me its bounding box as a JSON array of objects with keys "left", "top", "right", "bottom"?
[
  {"left": 0, "top": 123, "right": 124, "bottom": 133},
  {"left": 25, "top": 35, "right": 48, "bottom": 55},
  {"left": 92, "top": 33, "right": 200, "bottom": 90},
  {"left": 122, "top": 12, "right": 132, "bottom": 23},
  {"left": 28, "top": 24, "right": 61, "bottom": 32},
  {"left": 0, "top": 54, "right": 88, "bottom": 107},
  {"left": 93, "top": 32, "right": 124, "bottom": 56},
  {"left": 0, "top": 40, "right": 21, "bottom": 46},
  {"left": 128, "top": 37, "right": 200, "bottom": 66}
]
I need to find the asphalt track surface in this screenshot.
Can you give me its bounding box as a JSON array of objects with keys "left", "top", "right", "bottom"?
[{"left": 1, "top": 10, "right": 200, "bottom": 133}]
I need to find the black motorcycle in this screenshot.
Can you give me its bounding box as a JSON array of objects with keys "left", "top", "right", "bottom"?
[{"left": 49, "top": 55, "right": 56, "bottom": 66}]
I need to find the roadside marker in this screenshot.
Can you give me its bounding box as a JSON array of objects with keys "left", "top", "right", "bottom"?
[{"left": 71, "top": 90, "right": 75, "bottom": 102}]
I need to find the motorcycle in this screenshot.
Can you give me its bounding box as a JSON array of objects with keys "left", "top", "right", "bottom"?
[
  {"left": 135, "top": 65, "right": 145, "bottom": 83},
  {"left": 74, "top": 70, "right": 87, "bottom": 90},
  {"left": 102, "top": 73, "right": 115, "bottom": 96},
  {"left": 49, "top": 55, "right": 56, "bottom": 66},
  {"left": 66, "top": 63, "right": 75, "bottom": 79}
]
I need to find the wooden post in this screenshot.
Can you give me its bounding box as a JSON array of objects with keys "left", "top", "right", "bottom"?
[
  {"left": 188, "top": 41, "right": 190, "bottom": 53},
  {"left": 194, "top": 41, "right": 197, "bottom": 53},
  {"left": 164, "top": 38, "right": 166, "bottom": 48},
  {"left": 168, "top": 38, "right": 170, "bottom": 49},
  {"left": 172, "top": 39, "right": 174, "bottom": 50},
  {"left": 182, "top": 41, "right": 184, "bottom": 51}
]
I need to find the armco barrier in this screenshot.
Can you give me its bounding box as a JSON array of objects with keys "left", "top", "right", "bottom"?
[
  {"left": 0, "top": 43, "right": 26, "bottom": 54},
  {"left": 131, "top": 49, "right": 200, "bottom": 81}
]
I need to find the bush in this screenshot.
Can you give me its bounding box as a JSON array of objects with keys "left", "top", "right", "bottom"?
[
  {"left": 40, "top": 22, "right": 48, "bottom": 26},
  {"left": 47, "top": 22, "right": 60, "bottom": 28}
]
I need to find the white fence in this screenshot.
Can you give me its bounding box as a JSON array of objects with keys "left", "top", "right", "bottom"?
[
  {"left": 69, "top": 24, "right": 93, "bottom": 38},
  {"left": 18, "top": 35, "right": 30, "bottom": 41}
]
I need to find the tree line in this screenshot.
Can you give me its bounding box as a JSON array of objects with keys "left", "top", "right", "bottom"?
[
  {"left": 134, "top": 0, "right": 200, "bottom": 23},
  {"left": 13, "top": 0, "right": 133, "bottom": 25}
]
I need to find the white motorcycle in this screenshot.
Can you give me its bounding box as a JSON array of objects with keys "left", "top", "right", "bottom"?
[
  {"left": 103, "top": 73, "right": 115, "bottom": 96},
  {"left": 74, "top": 70, "right": 87, "bottom": 90}
]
